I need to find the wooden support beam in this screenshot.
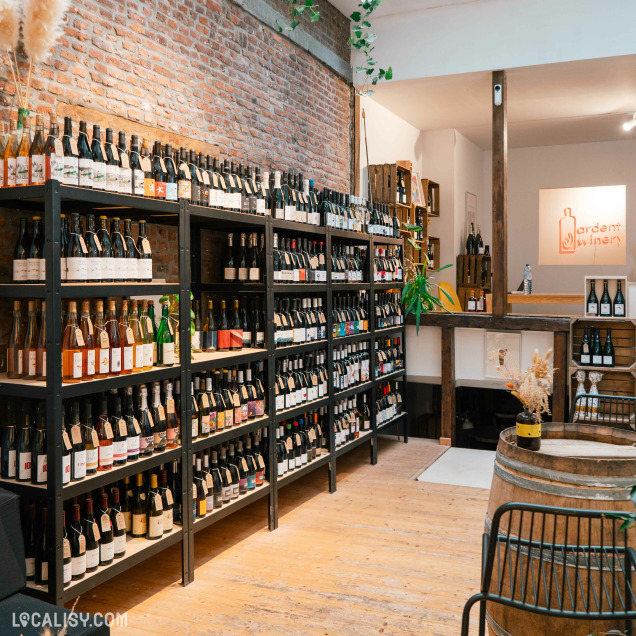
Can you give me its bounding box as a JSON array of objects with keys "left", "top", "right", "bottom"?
[
  {"left": 552, "top": 331, "right": 569, "bottom": 423},
  {"left": 440, "top": 326, "right": 456, "bottom": 446},
  {"left": 353, "top": 94, "right": 361, "bottom": 197},
  {"left": 492, "top": 70, "right": 508, "bottom": 317}
]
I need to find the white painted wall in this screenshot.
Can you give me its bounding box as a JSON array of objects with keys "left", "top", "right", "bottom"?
[
  {"left": 353, "top": 0, "right": 636, "bottom": 84},
  {"left": 358, "top": 95, "right": 422, "bottom": 196},
  {"left": 482, "top": 138, "right": 636, "bottom": 315}
]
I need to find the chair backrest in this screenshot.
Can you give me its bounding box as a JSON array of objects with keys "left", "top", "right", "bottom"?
[
  {"left": 438, "top": 281, "right": 463, "bottom": 312},
  {"left": 569, "top": 392, "right": 636, "bottom": 430},
  {"left": 484, "top": 502, "right": 636, "bottom": 616}
]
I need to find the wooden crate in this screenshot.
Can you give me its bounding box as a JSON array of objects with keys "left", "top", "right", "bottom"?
[
  {"left": 570, "top": 319, "right": 636, "bottom": 370},
  {"left": 583, "top": 276, "right": 628, "bottom": 317},
  {"left": 570, "top": 370, "right": 636, "bottom": 401},
  {"left": 456, "top": 255, "right": 492, "bottom": 290},
  {"left": 369, "top": 162, "right": 412, "bottom": 206},
  {"left": 428, "top": 236, "right": 440, "bottom": 271},
  {"left": 421, "top": 178, "right": 440, "bottom": 217}
]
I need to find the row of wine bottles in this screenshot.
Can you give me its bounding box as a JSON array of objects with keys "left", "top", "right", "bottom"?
[
  {"left": 274, "top": 352, "right": 329, "bottom": 412},
  {"left": 193, "top": 432, "right": 268, "bottom": 519},
  {"left": 13, "top": 214, "right": 153, "bottom": 284},
  {"left": 333, "top": 293, "right": 369, "bottom": 337},
  {"left": 272, "top": 234, "right": 327, "bottom": 284},
  {"left": 579, "top": 327, "right": 616, "bottom": 367},
  {"left": 465, "top": 290, "right": 488, "bottom": 313},
  {"left": 6, "top": 297, "right": 176, "bottom": 381},
  {"left": 274, "top": 297, "right": 328, "bottom": 348},
  {"left": 375, "top": 338, "right": 404, "bottom": 378},
  {"left": 333, "top": 343, "right": 372, "bottom": 393},
  {"left": 333, "top": 395, "right": 371, "bottom": 446},
  {"left": 21, "top": 463, "right": 180, "bottom": 586},
  {"left": 191, "top": 297, "right": 265, "bottom": 353},
  {"left": 190, "top": 366, "right": 266, "bottom": 439},
  {"left": 585, "top": 280, "right": 626, "bottom": 317},
  {"left": 276, "top": 409, "right": 328, "bottom": 476},
  {"left": 375, "top": 292, "right": 404, "bottom": 329},
  {"left": 376, "top": 381, "right": 404, "bottom": 426},
  {"left": 0, "top": 380, "right": 180, "bottom": 483}
]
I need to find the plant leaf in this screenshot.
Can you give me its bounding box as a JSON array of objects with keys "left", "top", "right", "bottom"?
[
  {"left": 350, "top": 11, "right": 361, "bottom": 21},
  {"left": 402, "top": 222, "right": 422, "bottom": 231},
  {"left": 438, "top": 285, "right": 453, "bottom": 305},
  {"left": 408, "top": 237, "right": 421, "bottom": 250},
  {"left": 310, "top": 10, "right": 320, "bottom": 21},
  {"left": 384, "top": 66, "right": 393, "bottom": 80}
]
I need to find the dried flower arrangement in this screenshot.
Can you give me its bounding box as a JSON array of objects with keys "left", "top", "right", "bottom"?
[
  {"left": 492, "top": 347, "right": 554, "bottom": 422},
  {"left": 0, "top": 0, "right": 69, "bottom": 114}
]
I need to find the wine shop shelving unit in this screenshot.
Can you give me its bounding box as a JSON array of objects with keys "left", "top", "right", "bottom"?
[{"left": 0, "top": 182, "right": 407, "bottom": 605}]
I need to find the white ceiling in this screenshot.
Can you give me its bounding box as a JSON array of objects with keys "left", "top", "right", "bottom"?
[
  {"left": 366, "top": 55, "right": 636, "bottom": 149},
  {"left": 330, "top": 0, "right": 470, "bottom": 19}
]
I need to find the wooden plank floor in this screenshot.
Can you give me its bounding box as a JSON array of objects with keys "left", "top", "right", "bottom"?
[{"left": 71, "top": 437, "right": 490, "bottom": 635}]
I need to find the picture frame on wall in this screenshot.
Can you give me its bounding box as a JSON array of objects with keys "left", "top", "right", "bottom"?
[
  {"left": 485, "top": 330, "right": 522, "bottom": 379},
  {"left": 411, "top": 172, "right": 424, "bottom": 207}
]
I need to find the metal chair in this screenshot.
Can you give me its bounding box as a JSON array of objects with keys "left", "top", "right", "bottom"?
[
  {"left": 461, "top": 502, "right": 636, "bottom": 635},
  {"left": 569, "top": 393, "right": 636, "bottom": 430}
]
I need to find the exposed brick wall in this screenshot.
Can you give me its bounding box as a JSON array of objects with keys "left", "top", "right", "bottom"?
[{"left": 1, "top": 0, "right": 352, "bottom": 191}]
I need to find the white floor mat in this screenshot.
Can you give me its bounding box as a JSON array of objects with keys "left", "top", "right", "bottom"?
[{"left": 416, "top": 447, "right": 496, "bottom": 490}]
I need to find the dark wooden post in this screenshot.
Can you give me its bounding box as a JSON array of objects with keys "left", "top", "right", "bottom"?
[
  {"left": 492, "top": 70, "right": 507, "bottom": 317},
  {"left": 440, "top": 326, "right": 456, "bottom": 446},
  {"left": 552, "top": 331, "right": 569, "bottom": 422}
]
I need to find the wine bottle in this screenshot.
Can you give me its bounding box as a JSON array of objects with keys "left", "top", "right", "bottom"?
[
  {"left": 147, "top": 473, "right": 164, "bottom": 539},
  {"left": 586, "top": 280, "right": 599, "bottom": 316},
  {"left": 117, "top": 130, "right": 132, "bottom": 194},
  {"left": 140, "top": 299, "right": 154, "bottom": 369},
  {"left": 223, "top": 232, "right": 236, "bottom": 281},
  {"left": 164, "top": 143, "right": 178, "bottom": 202},
  {"left": 110, "top": 395, "right": 128, "bottom": 466},
  {"left": 151, "top": 382, "right": 167, "bottom": 452},
  {"left": 16, "top": 407, "right": 31, "bottom": 482},
  {"left": 177, "top": 147, "right": 192, "bottom": 201},
  {"left": 130, "top": 299, "right": 145, "bottom": 372},
  {"left": 12, "top": 217, "right": 28, "bottom": 282},
  {"left": 23, "top": 300, "right": 38, "bottom": 379},
  {"left": 118, "top": 299, "right": 134, "bottom": 374},
  {"left": 24, "top": 503, "right": 37, "bottom": 580},
  {"left": 96, "top": 215, "right": 114, "bottom": 282},
  {"left": 110, "top": 487, "right": 127, "bottom": 557},
  {"left": 131, "top": 472, "right": 147, "bottom": 538},
  {"left": 120, "top": 476, "right": 133, "bottom": 533},
  {"left": 159, "top": 469, "right": 174, "bottom": 532},
  {"left": 35, "top": 507, "right": 48, "bottom": 585},
  {"left": 79, "top": 300, "right": 96, "bottom": 380},
  {"left": 156, "top": 300, "right": 175, "bottom": 366},
  {"left": 90, "top": 124, "right": 105, "bottom": 190},
  {"left": 31, "top": 409, "right": 47, "bottom": 484},
  {"left": 603, "top": 328, "right": 615, "bottom": 367},
  {"left": 29, "top": 114, "right": 46, "bottom": 185},
  {"left": 138, "top": 385, "right": 154, "bottom": 457},
  {"left": 62, "top": 510, "right": 72, "bottom": 587},
  {"left": 26, "top": 216, "right": 43, "bottom": 283},
  {"left": 124, "top": 387, "right": 140, "bottom": 461},
  {"left": 69, "top": 401, "right": 86, "bottom": 481},
  {"left": 165, "top": 381, "right": 179, "bottom": 448},
  {"left": 137, "top": 219, "right": 153, "bottom": 282},
  {"left": 97, "top": 395, "right": 113, "bottom": 471},
  {"left": 600, "top": 280, "right": 612, "bottom": 316},
  {"left": 60, "top": 214, "right": 69, "bottom": 281},
  {"left": 83, "top": 498, "right": 99, "bottom": 572},
  {"left": 3, "top": 118, "right": 17, "bottom": 187},
  {"left": 15, "top": 117, "right": 31, "bottom": 187},
  {"left": 62, "top": 301, "right": 84, "bottom": 383},
  {"left": 84, "top": 213, "right": 102, "bottom": 282},
  {"left": 103, "top": 127, "right": 119, "bottom": 192},
  {"left": 141, "top": 138, "right": 155, "bottom": 197},
  {"left": 98, "top": 492, "right": 114, "bottom": 565},
  {"left": 192, "top": 300, "right": 203, "bottom": 353},
  {"left": 130, "top": 135, "right": 144, "bottom": 196},
  {"left": 69, "top": 503, "right": 86, "bottom": 580},
  {"left": 591, "top": 328, "right": 603, "bottom": 366},
  {"left": 76, "top": 120, "right": 93, "bottom": 188},
  {"left": 580, "top": 326, "right": 591, "bottom": 366},
  {"left": 83, "top": 400, "right": 99, "bottom": 475},
  {"left": 66, "top": 212, "right": 88, "bottom": 282},
  {"left": 614, "top": 280, "right": 626, "bottom": 318}
]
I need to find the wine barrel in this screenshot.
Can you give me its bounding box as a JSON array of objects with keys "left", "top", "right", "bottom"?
[{"left": 486, "top": 423, "right": 636, "bottom": 636}]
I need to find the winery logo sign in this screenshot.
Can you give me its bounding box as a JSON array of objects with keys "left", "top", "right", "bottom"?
[{"left": 539, "top": 185, "right": 626, "bottom": 265}]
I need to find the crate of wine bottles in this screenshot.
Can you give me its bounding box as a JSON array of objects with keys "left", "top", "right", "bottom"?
[
  {"left": 583, "top": 276, "right": 628, "bottom": 318},
  {"left": 570, "top": 318, "right": 636, "bottom": 370},
  {"left": 368, "top": 162, "right": 412, "bottom": 206}
]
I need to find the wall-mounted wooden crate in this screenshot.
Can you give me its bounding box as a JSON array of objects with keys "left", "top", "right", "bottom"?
[
  {"left": 583, "top": 275, "right": 628, "bottom": 318},
  {"left": 569, "top": 318, "right": 636, "bottom": 408},
  {"left": 421, "top": 178, "right": 440, "bottom": 217},
  {"left": 369, "top": 161, "right": 412, "bottom": 206},
  {"left": 428, "top": 236, "right": 440, "bottom": 271},
  {"left": 456, "top": 254, "right": 491, "bottom": 313}
]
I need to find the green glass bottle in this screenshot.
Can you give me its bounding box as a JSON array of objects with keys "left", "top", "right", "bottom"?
[{"left": 156, "top": 301, "right": 175, "bottom": 366}]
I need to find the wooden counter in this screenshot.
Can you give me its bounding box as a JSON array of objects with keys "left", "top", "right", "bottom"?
[{"left": 508, "top": 292, "right": 584, "bottom": 310}]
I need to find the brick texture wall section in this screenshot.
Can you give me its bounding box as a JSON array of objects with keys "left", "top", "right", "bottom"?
[{"left": 1, "top": 0, "right": 353, "bottom": 191}]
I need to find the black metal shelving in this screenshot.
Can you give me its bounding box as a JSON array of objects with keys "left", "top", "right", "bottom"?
[{"left": 0, "top": 183, "right": 407, "bottom": 605}]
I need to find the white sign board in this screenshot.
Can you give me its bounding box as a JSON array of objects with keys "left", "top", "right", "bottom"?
[{"left": 538, "top": 185, "right": 626, "bottom": 265}]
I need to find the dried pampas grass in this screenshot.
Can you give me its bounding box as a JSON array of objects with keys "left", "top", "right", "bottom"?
[
  {"left": 0, "top": 0, "right": 19, "bottom": 50},
  {"left": 22, "top": 0, "right": 69, "bottom": 63}
]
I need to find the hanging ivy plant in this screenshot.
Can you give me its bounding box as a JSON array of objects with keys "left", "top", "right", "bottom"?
[{"left": 278, "top": 0, "right": 392, "bottom": 94}]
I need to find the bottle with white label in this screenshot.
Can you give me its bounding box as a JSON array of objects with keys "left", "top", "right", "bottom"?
[
  {"left": 60, "top": 214, "right": 68, "bottom": 282},
  {"left": 110, "top": 394, "right": 128, "bottom": 466},
  {"left": 69, "top": 400, "right": 86, "bottom": 481},
  {"left": 90, "top": 124, "right": 105, "bottom": 190},
  {"left": 44, "top": 117, "right": 64, "bottom": 182},
  {"left": 62, "top": 301, "right": 84, "bottom": 383},
  {"left": 130, "top": 135, "right": 144, "bottom": 196},
  {"left": 96, "top": 216, "right": 114, "bottom": 283},
  {"left": 123, "top": 218, "right": 139, "bottom": 281},
  {"left": 16, "top": 409, "right": 32, "bottom": 483},
  {"left": 147, "top": 473, "right": 164, "bottom": 539},
  {"left": 66, "top": 212, "right": 88, "bottom": 282},
  {"left": 118, "top": 299, "right": 135, "bottom": 375},
  {"left": 1, "top": 414, "right": 17, "bottom": 478},
  {"left": 124, "top": 387, "right": 140, "bottom": 461},
  {"left": 136, "top": 220, "right": 153, "bottom": 282},
  {"left": 62, "top": 116, "right": 79, "bottom": 186},
  {"left": 110, "top": 217, "right": 128, "bottom": 282},
  {"left": 105, "top": 299, "right": 122, "bottom": 376},
  {"left": 109, "top": 487, "right": 127, "bottom": 557},
  {"left": 23, "top": 504, "right": 37, "bottom": 580},
  {"left": 29, "top": 114, "right": 46, "bottom": 185},
  {"left": 23, "top": 300, "right": 39, "bottom": 380},
  {"left": 31, "top": 407, "right": 47, "bottom": 485},
  {"left": 83, "top": 498, "right": 100, "bottom": 573},
  {"left": 104, "top": 127, "right": 120, "bottom": 193},
  {"left": 26, "top": 216, "right": 43, "bottom": 283},
  {"left": 117, "top": 130, "right": 132, "bottom": 194},
  {"left": 4, "top": 119, "right": 18, "bottom": 187},
  {"left": 84, "top": 213, "right": 102, "bottom": 282},
  {"left": 83, "top": 400, "right": 99, "bottom": 475},
  {"left": 13, "top": 216, "right": 28, "bottom": 282},
  {"left": 159, "top": 469, "right": 174, "bottom": 532},
  {"left": 77, "top": 120, "right": 93, "bottom": 188},
  {"left": 62, "top": 511, "right": 72, "bottom": 587},
  {"left": 69, "top": 504, "right": 86, "bottom": 581},
  {"left": 80, "top": 300, "right": 96, "bottom": 381},
  {"left": 98, "top": 492, "right": 114, "bottom": 566},
  {"left": 156, "top": 301, "right": 175, "bottom": 366}
]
